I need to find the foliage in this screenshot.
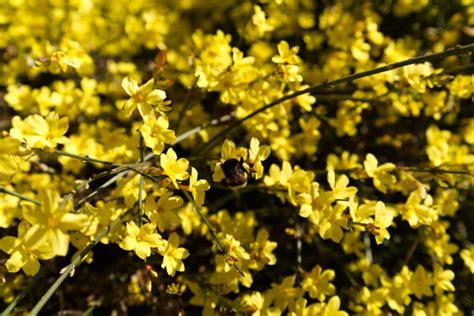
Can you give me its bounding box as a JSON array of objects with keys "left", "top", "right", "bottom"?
[{"left": 0, "top": 0, "right": 473, "bottom": 314}]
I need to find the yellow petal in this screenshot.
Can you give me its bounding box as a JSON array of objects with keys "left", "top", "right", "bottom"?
[
  {"left": 122, "top": 77, "right": 138, "bottom": 96},
  {"left": 22, "top": 255, "right": 41, "bottom": 276},
  {"left": 135, "top": 242, "right": 151, "bottom": 259}
]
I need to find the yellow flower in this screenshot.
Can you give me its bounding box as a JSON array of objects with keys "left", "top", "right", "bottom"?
[
  {"left": 240, "top": 291, "right": 264, "bottom": 315},
  {"left": 160, "top": 148, "right": 190, "bottom": 188},
  {"left": 424, "top": 232, "right": 458, "bottom": 265},
  {"left": 409, "top": 265, "right": 433, "bottom": 299},
  {"left": 460, "top": 246, "right": 474, "bottom": 273},
  {"left": 221, "top": 233, "right": 250, "bottom": 264},
  {"left": 0, "top": 222, "right": 55, "bottom": 276},
  {"left": 159, "top": 232, "right": 189, "bottom": 276},
  {"left": 402, "top": 62, "right": 435, "bottom": 93},
  {"left": 121, "top": 76, "right": 169, "bottom": 118},
  {"left": 298, "top": 182, "right": 321, "bottom": 218},
  {"left": 432, "top": 263, "right": 455, "bottom": 295},
  {"left": 318, "top": 203, "right": 348, "bottom": 243},
  {"left": 264, "top": 161, "right": 315, "bottom": 205},
  {"left": 248, "top": 137, "right": 271, "bottom": 180},
  {"left": 140, "top": 116, "right": 176, "bottom": 155},
  {"left": 145, "top": 191, "right": 183, "bottom": 232},
  {"left": 251, "top": 5, "right": 274, "bottom": 38},
  {"left": 448, "top": 75, "right": 473, "bottom": 99},
  {"left": 0, "top": 137, "right": 25, "bottom": 184},
  {"left": 248, "top": 229, "right": 277, "bottom": 270},
  {"left": 400, "top": 191, "right": 438, "bottom": 227},
  {"left": 22, "top": 190, "right": 89, "bottom": 256},
  {"left": 355, "top": 287, "right": 390, "bottom": 315},
  {"left": 119, "top": 221, "right": 164, "bottom": 260},
  {"left": 188, "top": 167, "right": 210, "bottom": 207},
  {"left": 289, "top": 298, "right": 321, "bottom": 316},
  {"left": 301, "top": 265, "right": 336, "bottom": 301},
  {"left": 267, "top": 276, "right": 304, "bottom": 311},
  {"left": 0, "top": 192, "right": 22, "bottom": 228},
  {"left": 373, "top": 201, "right": 395, "bottom": 245},
  {"left": 10, "top": 112, "right": 69, "bottom": 149},
  {"left": 272, "top": 41, "right": 301, "bottom": 64},
  {"left": 321, "top": 296, "right": 348, "bottom": 316},
  {"left": 384, "top": 266, "right": 412, "bottom": 314},
  {"left": 317, "top": 168, "right": 357, "bottom": 205},
  {"left": 272, "top": 41, "right": 303, "bottom": 82},
  {"left": 178, "top": 202, "right": 206, "bottom": 236},
  {"left": 364, "top": 154, "right": 396, "bottom": 194}
]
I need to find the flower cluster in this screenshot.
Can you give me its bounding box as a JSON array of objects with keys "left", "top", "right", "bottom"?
[{"left": 0, "top": 0, "right": 472, "bottom": 315}]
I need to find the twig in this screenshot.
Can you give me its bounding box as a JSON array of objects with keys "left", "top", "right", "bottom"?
[
  {"left": 403, "top": 236, "right": 420, "bottom": 266},
  {"left": 75, "top": 170, "right": 128, "bottom": 209},
  {"left": 138, "top": 136, "right": 145, "bottom": 226},
  {"left": 52, "top": 149, "right": 160, "bottom": 183},
  {"left": 52, "top": 150, "right": 117, "bottom": 166},
  {"left": 295, "top": 218, "right": 303, "bottom": 282},
  {"left": 314, "top": 94, "right": 387, "bottom": 105},
  {"left": 398, "top": 166, "right": 473, "bottom": 175},
  {"left": 363, "top": 232, "right": 373, "bottom": 264},
  {"left": 0, "top": 187, "right": 41, "bottom": 205}
]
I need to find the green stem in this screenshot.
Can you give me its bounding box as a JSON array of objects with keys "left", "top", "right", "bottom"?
[
  {"left": 138, "top": 136, "right": 145, "bottom": 226},
  {"left": 295, "top": 217, "right": 303, "bottom": 283},
  {"left": 75, "top": 170, "right": 128, "bottom": 208},
  {"left": 403, "top": 236, "right": 420, "bottom": 266},
  {"left": 314, "top": 94, "right": 387, "bottom": 105},
  {"left": 52, "top": 150, "right": 117, "bottom": 166},
  {"left": 197, "top": 43, "right": 474, "bottom": 154},
  {"left": 29, "top": 214, "right": 126, "bottom": 315},
  {"left": 398, "top": 166, "right": 473, "bottom": 175},
  {"left": 53, "top": 149, "right": 160, "bottom": 183},
  {"left": 363, "top": 232, "right": 373, "bottom": 264},
  {"left": 0, "top": 187, "right": 41, "bottom": 205}
]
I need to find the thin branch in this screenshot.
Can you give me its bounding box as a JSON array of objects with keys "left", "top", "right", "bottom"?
[
  {"left": 314, "top": 94, "right": 387, "bottom": 105},
  {"left": 75, "top": 170, "right": 128, "bottom": 209},
  {"left": 363, "top": 232, "right": 373, "bottom": 264},
  {"left": 197, "top": 43, "right": 474, "bottom": 154},
  {"left": 0, "top": 187, "right": 41, "bottom": 205},
  {"left": 52, "top": 149, "right": 161, "bottom": 183},
  {"left": 398, "top": 166, "right": 473, "bottom": 175},
  {"left": 138, "top": 136, "right": 145, "bottom": 226},
  {"left": 52, "top": 150, "right": 117, "bottom": 166},
  {"left": 295, "top": 218, "right": 303, "bottom": 283},
  {"left": 403, "top": 236, "right": 420, "bottom": 266}
]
